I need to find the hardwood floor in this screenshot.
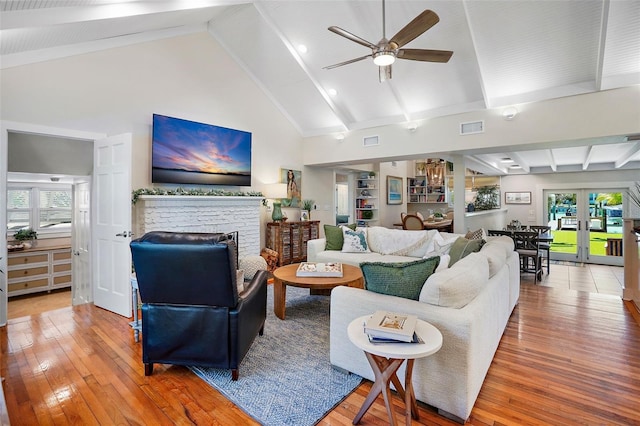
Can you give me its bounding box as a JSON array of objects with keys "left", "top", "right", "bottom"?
[
  {"left": 2, "top": 280, "right": 639, "bottom": 425},
  {"left": 7, "top": 288, "right": 71, "bottom": 320}
]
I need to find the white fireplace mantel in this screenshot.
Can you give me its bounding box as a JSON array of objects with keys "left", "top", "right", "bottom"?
[{"left": 133, "top": 195, "right": 263, "bottom": 258}]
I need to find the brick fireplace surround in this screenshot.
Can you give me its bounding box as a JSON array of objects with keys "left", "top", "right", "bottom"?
[{"left": 133, "top": 195, "right": 263, "bottom": 259}]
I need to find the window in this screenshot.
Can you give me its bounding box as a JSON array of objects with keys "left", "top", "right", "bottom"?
[
  {"left": 7, "top": 185, "right": 72, "bottom": 234},
  {"left": 39, "top": 189, "right": 72, "bottom": 229},
  {"left": 7, "top": 189, "right": 30, "bottom": 230}
]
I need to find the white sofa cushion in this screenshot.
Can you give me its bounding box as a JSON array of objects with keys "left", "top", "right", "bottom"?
[
  {"left": 419, "top": 252, "right": 490, "bottom": 308},
  {"left": 478, "top": 243, "right": 507, "bottom": 277},
  {"left": 366, "top": 226, "right": 438, "bottom": 257},
  {"left": 478, "top": 236, "right": 513, "bottom": 277}
]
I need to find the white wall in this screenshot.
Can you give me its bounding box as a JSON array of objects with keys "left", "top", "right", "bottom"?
[
  {"left": 302, "top": 87, "right": 640, "bottom": 166},
  {"left": 378, "top": 161, "right": 408, "bottom": 228},
  {"left": 0, "top": 32, "right": 306, "bottom": 248},
  {"left": 0, "top": 32, "right": 303, "bottom": 192},
  {"left": 501, "top": 170, "right": 640, "bottom": 226}
]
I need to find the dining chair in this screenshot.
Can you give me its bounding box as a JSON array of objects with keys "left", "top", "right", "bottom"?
[
  {"left": 513, "top": 230, "right": 543, "bottom": 281},
  {"left": 402, "top": 214, "right": 425, "bottom": 230},
  {"left": 529, "top": 226, "right": 551, "bottom": 274},
  {"left": 487, "top": 229, "right": 513, "bottom": 237}
]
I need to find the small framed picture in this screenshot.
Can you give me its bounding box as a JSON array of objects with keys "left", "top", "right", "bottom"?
[
  {"left": 300, "top": 210, "right": 310, "bottom": 221},
  {"left": 505, "top": 192, "right": 531, "bottom": 204},
  {"left": 387, "top": 176, "right": 403, "bottom": 205}
]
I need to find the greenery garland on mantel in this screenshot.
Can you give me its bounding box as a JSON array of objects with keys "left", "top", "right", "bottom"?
[{"left": 132, "top": 188, "right": 263, "bottom": 204}]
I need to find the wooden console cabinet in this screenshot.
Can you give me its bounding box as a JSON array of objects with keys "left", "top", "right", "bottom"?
[
  {"left": 266, "top": 221, "right": 320, "bottom": 266},
  {"left": 7, "top": 247, "right": 72, "bottom": 297}
]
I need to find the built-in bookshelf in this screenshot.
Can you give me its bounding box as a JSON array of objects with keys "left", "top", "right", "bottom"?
[
  {"left": 407, "top": 177, "right": 448, "bottom": 204},
  {"left": 355, "top": 173, "right": 378, "bottom": 226}
]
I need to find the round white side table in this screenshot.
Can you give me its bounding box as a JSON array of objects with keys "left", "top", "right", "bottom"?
[{"left": 347, "top": 315, "right": 443, "bottom": 426}]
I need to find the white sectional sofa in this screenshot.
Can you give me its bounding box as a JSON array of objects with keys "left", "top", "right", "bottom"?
[{"left": 307, "top": 226, "right": 520, "bottom": 422}]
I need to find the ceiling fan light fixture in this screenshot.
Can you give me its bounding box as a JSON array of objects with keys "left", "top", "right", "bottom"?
[{"left": 373, "top": 51, "right": 395, "bottom": 66}]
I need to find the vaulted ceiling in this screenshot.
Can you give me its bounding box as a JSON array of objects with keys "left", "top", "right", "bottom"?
[{"left": 1, "top": 0, "right": 639, "bottom": 175}]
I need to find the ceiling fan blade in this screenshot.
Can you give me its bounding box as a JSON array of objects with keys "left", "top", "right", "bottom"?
[
  {"left": 397, "top": 48, "right": 453, "bottom": 63},
  {"left": 389, "top": 10, "right": 440, "bottom": 49},
  {"left": 328, "top": 26, "right": 377, "bottom": 49},
  {"left": 379, "top": 65, "right": 392, "bottom": 82},
  {"left": 323, "top": 54, "right": 372, "bottom": 70}
]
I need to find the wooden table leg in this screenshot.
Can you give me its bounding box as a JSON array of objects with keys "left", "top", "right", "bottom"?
[
  {"left": 353, "top": 352, "right": 405, "bottom": 426},
  {"left": 404, "top": 359, "right": 419, "bottom": 422},
  {"left": 273, "top": 278, "right": 287, "bottom": 320}
]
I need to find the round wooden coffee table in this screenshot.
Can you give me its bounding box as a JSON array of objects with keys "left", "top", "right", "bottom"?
[{"left": 272, "top": 263, "right": 364, "bottom": 320}]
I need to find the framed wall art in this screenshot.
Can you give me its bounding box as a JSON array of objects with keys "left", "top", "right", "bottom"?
[
  {"left": 280, "top": 168, "right": 301, "bottom": 207},
  {"left": 387, "top": 176, "right": 403, "bottom": 205},
  {"left": 505, "top": 192, "right": 531, "bottom": 204}
]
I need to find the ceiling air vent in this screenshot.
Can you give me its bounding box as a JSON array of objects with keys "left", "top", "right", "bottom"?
[
  {"left": 460, "top": 120, "right": 484, "bottom": 135},
  {"left": 363, "top": 135, "right": 379, "bottom": 147}
]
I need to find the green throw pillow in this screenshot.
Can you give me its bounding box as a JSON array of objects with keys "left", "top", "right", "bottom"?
[
  {"left": 449, "top": 237, "right": 485, "bottom": 266},
  {"left": 361, "top": 256, "right": 440, "bottom": 300},
  {"left": 324, "top": 223, "right": 356, "bottom": 250}
]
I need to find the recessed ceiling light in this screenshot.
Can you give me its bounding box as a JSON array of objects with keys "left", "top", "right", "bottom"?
[
  {"left": 509, "top": 164, "right": 521, "bottom": 169},
  {"left": 502, "top": 107, "right": 518, "bottom": 120},
  {"left": 297, "top": 44, "right": 307, "bottom": 54},
  {"left": 501, "top": 158, "right": 514, "bottom": 163},
  {"left": 328, "top": 88, "right": 337, "bottom": 97}
]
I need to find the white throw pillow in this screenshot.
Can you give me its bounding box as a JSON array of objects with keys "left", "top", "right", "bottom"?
[
  {"left": 239, "top": 255, "right": 267, "bottom": 280},
  {"left": 431, "top": 232, "right": 459, "bottom": 255},
  {"left": 419, "top": 252, "right": 489, "bottom": 308},
  {"left": 341, "top": 227, "right": 371, "bottom": 253},
  {"left": 435, "top": 254, "right": 451, "bottom": 272}
]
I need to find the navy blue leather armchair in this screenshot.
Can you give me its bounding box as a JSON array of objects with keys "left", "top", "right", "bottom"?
[{"left": 130, "top": 231, "right": 268, "bottom": 380}]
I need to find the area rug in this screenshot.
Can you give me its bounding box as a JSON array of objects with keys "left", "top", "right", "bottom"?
[{"left": 190, "top": 285, "right": 363, "bottom": 426}]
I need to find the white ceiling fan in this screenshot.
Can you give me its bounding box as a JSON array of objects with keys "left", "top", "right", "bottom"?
[{"left": 323, "top": 0, "right": 453, "bottom": 82}]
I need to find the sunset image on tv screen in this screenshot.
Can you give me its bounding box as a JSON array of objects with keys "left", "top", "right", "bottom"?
[{"left": 152, "top": 114, "right": 252, "bottom": 186}]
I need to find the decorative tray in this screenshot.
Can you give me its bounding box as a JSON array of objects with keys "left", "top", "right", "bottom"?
[
  {"left": 8, "top": 243, "right": 25, "bottom": 252},
  {"left": 296, "top": 262, "right": 343, "bottom": 277}
]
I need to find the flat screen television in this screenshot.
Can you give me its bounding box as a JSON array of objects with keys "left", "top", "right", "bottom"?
[{"left": 151, "top": 114, "right": 252, "bottom": 186}]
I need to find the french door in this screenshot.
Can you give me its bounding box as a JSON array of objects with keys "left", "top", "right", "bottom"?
[{"left": 544, "top": 188, "right": 624, "bottom": 266}]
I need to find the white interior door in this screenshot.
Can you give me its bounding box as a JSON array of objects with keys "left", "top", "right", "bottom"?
[
  {"left": 93, "top": 133, "right": 132, "bottom": 317},
  {"left": 72, "top": 180, "right": 91, "bottom": 305}
]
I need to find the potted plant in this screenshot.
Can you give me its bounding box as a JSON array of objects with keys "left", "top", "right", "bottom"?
[
  {"left": 302, "top": 199, "right": 315, "bottom": 219},
  {"left": 13, "top": 227, "right": 38, "bottom": 248},
  {"left": 368, "top": 171, "right": 376, "bottom": 179},
  {"left": 362, "top": 210, "right": 374, "bottom": 220},
  {"left": 434, "top": 212, "right": 444, "bottom": 222}
]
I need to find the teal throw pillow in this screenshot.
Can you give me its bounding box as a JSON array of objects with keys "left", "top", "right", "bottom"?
[
  {"left": 361, "top": 256, "right": 440, "bottom": 300},
  {"left": 324, "top": 223, "right": 356, "bottom": 250},
  {"left": 449, "top": 237, "right": 485, "bottom": 266}
]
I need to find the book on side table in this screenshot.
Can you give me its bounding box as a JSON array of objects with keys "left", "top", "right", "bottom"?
[
  {"left": 296, "top": 262, "right": 343, "bottom": 277},
  {"left": 364, "top": 311, "right": 418, "bottom": 343}
]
